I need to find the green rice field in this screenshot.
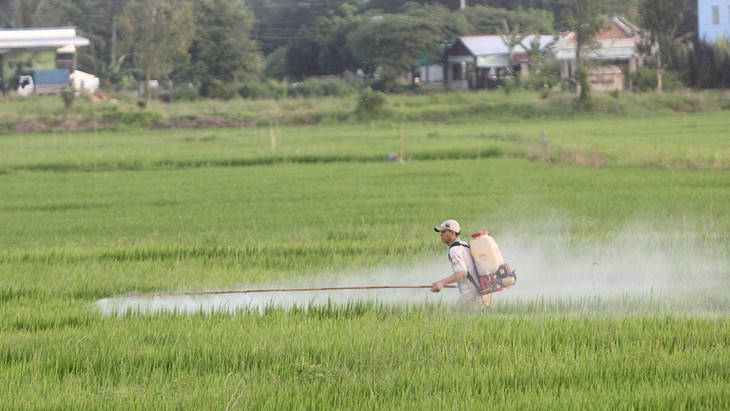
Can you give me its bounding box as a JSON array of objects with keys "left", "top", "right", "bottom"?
[{"left": 1, "top": 106, "right": 729, "bottom": 409}]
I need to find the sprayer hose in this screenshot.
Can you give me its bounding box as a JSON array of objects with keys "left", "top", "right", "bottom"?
[{"left": 116, "top": 284, "right": 456, "bottom": 298}]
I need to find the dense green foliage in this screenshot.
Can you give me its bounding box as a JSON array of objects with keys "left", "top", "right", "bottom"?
[
  {"left": 0, "top": 100, "right": 728, "bottom": 407},
  {"left": 6, "top": 0, "right": 723, "bottom": 94}
]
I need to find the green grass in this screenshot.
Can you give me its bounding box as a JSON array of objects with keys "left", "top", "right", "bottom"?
[
  {"left": 2, "top": 88, "right": 730, "bottom": 132},
  {"left": 3, "top": 308, "right": 729, "bottom": 409},
  {"left": 0, "top": 106, "right": 729, "bottom": 409},
  {"left": 0, "top": 110, "right": 728, "bottom": 172}
]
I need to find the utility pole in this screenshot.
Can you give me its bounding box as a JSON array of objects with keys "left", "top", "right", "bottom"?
[{"left": 111, "top": 16, "right": 117, "bottom": 65}]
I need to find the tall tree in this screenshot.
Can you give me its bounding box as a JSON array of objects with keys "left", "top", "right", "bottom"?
[
  {"left": 247, "top": 0, "right": 350, "bottom": 54},
  {"left": 285, "top": 36, "right": 321, "bottom": 79},
  {"left": 565, "top": 0, "right": 604, "bottom": 103},
  {"left": 188, "top": 0, "right": 262, "bottom": 86},
  {"left": 0, "top": 0, "right": 41, "bottom": 27},
  {"left": 347, "top": 14, "right": 444, "bottom": 80},
  {"left": 400, "top": 2, "right": 474, "bottom": 39},
  {"left": 461, "top": 5, "right": 554, "bottom": 34},
  {"left": 639, "top": 0, "right": 684, "bottom": 94},
  {"left": 497, "top": 20, "right": 529, "bottom": 75},
  {"left": 316, "top": 8, "right": 366, "bottom": 76},
  {"left": 119, "top": 0, "right": 194, "bottom": 102},
  {"left": 33, "top": 0, "right": 128, "bottom": 75}
]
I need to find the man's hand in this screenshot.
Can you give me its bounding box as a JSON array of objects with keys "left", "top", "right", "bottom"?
[{"left": 431, "top": 281, "right": 446, "bottom": 292}]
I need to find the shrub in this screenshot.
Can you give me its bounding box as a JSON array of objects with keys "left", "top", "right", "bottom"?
[
  {"left": 201, "top": 79, "right": 236, "bottom": 100},
  {"left": 289, "top": 78, "right": 358, "bottom": 98},
  {"left": 631, "top": 67, "right": 658, "bottom": 92},
  {"left": 239, "top": 80, "right": 288, "bottom": 100},
  {"left": 60, "top": 86, "right": 76, "bottom": 111},
  {"left": 119, "top": 110, "right": 164, "bottom": 128},
  {"left": 631, "top": 67, "right": 686, "bottom": 93},
  {"left": 289, "top": 79, "right": 324, "bottom": 98},
  {"left": 239, "top": 78, "right": 358, "bottom": 100},
  {"left": 521, "top": 55, "right": 561, "bottom": 94},
  {"left": 170, "top": 88, "right": 201, "bottom": 102},
  {"left": 355, "top": 87, "right": 387, "bottom": 120},
  {"left": 368, "top": 77, "right": 404, "bottom": 93}
]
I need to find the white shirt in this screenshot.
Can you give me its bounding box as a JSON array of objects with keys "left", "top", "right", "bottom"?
[{"left": 448, "top": 240, "right": 479, "bottom": 296}]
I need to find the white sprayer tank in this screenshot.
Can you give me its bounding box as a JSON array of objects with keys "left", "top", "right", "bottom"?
[
  {"left": 470, "top": 231, "right": 516, "bottom": 289},
  {"left": 469, "top": 231, "right": 503, "bottom": 276}
]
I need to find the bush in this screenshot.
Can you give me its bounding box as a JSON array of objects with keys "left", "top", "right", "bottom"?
[
  {"left": 239, "top": 78, "right": 359, "bottom": 100},
  {"left": 59, "top": 86, "right": 76, "bottom": 111},
  {"left": 368, "top": 77, "right": 405, "bottom": 93},
  {"left": 289, "top": 78, "right": 358, "bottom": 98},
  {"left": 239, "top": 80, "right": 288, "bottom": 100},
  {"left": 118, "top": 110, "right": 164, "bottom": 128},
  {"left": 630, "top": 67, "right": 685, "bottom": 93},
  {"left": 355, "top": 87, "right": 387, "bottom": 120},
  {"left": 201, "top": 79, "right": 236, "bottom": 100},
  {"left": 631, "top": 67, "right": 658, "bottom": 92},
  {"left": 170, "top": 88, "right": 201, "bottom": 102},
  {"left": 521, "top": 55, "right": 561, "bottom": 95}
]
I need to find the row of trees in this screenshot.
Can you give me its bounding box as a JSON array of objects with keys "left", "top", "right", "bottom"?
[{"left": 1, "top": 0, "right": 727, "bottom": 100}]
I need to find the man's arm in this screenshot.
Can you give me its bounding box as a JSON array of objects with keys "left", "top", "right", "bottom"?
[{"left": 431, "top": 270, "right": 467, "bottom": 292}]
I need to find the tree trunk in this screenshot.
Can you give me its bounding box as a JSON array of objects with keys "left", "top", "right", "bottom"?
[
  {"left": 146, "top": 69, "right": 152, "bottom": 104},
  {"left": 656, "top": 52, "right": 663, "bottom": 95},
  {"left": 146, "top": 1, "right": 158, "bottom": 105},
  {"left": 575, "top": 41, "right": 590, "bottom": 102}
]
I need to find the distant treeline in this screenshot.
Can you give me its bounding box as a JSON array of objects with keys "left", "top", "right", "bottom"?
[{"left": 2, "top": 0, "right": 726, "bottom": 94}]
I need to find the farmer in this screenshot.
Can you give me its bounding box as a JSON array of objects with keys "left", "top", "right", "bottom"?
[{"left": 431, "top": 219, "right": 492, "bottom": 308}]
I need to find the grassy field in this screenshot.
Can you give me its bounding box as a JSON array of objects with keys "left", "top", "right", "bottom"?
[{"left": 1, "top": 100, "right": 729, "bottom": 409}]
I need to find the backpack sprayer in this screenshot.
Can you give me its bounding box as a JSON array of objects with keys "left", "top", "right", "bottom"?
[{"left": 467, "top": 231, "right": 517, "bottom": 295}]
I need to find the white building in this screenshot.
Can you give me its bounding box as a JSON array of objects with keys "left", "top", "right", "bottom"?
[
  {"left": 555, "top": 16, "right": 643, "bottom": 92},
  {"left": 698, "top": 0, "right": 730, "bottom": 42},
  {"left": 443, "top": 34, "right": 556, "bottom": 91}
]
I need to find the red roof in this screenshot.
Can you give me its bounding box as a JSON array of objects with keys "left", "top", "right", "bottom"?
[
  {"left": 597, "top": 20, "right": 634, "bottom": 40},
  {"left": 562, "top": 16, "right": 640, "bottom": 42}
]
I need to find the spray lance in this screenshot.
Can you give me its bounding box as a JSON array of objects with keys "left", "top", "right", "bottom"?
[
  {"left": 114, "top": 231, "right": 516, "bottom": 299},
  {"left": 114, "top": 284, "right": 458, "bottom": 298}
]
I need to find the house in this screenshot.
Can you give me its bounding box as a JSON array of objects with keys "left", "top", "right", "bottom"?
[
  {"left": 443, "top": 34, "right": 556, "bottom": 91},
  {"left": 698, "top": 0, "right": 730, "bottom": 42},
  {"left": 554, "top": 16, "right": 643, "bottom": 92},
  {"left": 0, "top": 27, "right": 91, "bottom": 95}
]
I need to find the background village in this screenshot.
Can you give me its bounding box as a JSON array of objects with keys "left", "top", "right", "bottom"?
[{"left": 0, "top": 0, "right": 729, "bottom": 102}]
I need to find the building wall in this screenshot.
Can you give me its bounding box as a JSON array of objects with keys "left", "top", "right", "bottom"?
[
  {"left": 698, "top": 0, "right": 730, "bottom": 42},
  {"left": 2, "top": 49, "right": 57, "bottom": 78}
]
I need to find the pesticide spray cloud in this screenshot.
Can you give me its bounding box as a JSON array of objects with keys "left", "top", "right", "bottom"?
[
  {"left": 495, "top": 220, "right": 728, "bottom": 315},
  {"left": 95, "top": 220, "right": 728, "bottom": 317},
  {"left": 95, "top": 263, "right": 451, "bottom": 317}
]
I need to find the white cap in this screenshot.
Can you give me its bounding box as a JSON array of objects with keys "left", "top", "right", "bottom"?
[{"left": 434, "top": 219, "right": 461, "bottom": 234}]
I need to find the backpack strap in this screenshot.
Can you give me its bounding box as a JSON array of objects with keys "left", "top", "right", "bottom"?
[{"left": 449, "top": 241, "right": 482, "bottom": 294}]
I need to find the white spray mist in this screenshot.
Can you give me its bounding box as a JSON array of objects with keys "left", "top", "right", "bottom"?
[{"left": 95, "top": 221, "right": 728, "bottom": 316}]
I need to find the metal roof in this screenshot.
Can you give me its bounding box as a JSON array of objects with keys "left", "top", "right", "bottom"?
[
  {"left": 0, "top": 27, "right": 90, "bottom": 52},
  {"left": 459, "top": 34, "right": 557, "bottom": 57}
]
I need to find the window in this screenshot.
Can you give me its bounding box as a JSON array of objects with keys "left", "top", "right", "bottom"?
[
  {"left": 452, "top": 63, "right": 463, "bottom": 80},
  {"left": 712, "top": 5, "right": 719, "bottom": 25}
]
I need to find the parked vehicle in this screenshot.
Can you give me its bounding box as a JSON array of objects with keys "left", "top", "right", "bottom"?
[{"left": 15, "top": 69, "right": 70, "bottom": 96}]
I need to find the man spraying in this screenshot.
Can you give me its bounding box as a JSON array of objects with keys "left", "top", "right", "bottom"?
[{"left": 431, "top": 219, "right": 493, "bottom": 308}]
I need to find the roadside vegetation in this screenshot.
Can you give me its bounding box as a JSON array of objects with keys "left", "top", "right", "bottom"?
[{"left": 1, "top": 88, "right": 729, "bottom": 134}]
